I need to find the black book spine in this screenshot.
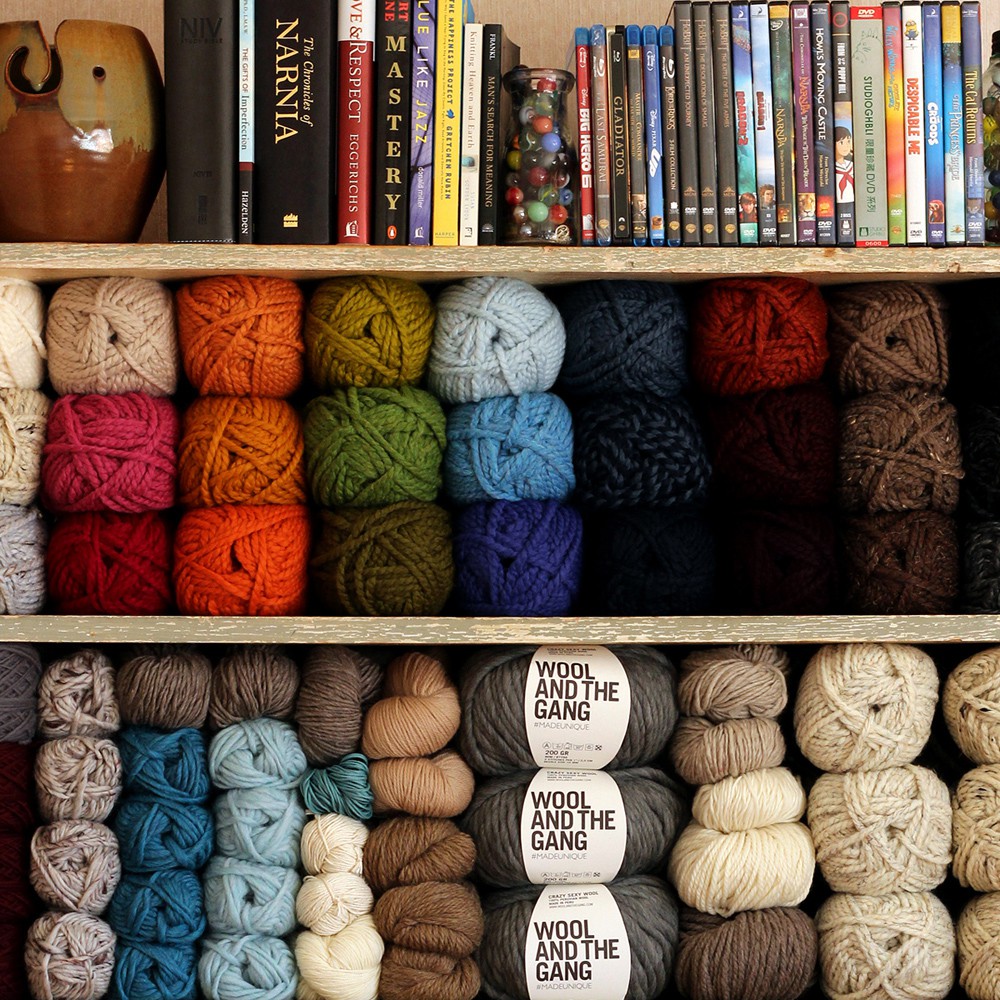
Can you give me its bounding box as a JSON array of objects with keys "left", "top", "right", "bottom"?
[
  {"left": 660, "top": 27, "right": 682, "bottom": 245},
  {"left": 693, "top": 2, "right": 719, "bottom": 244},
  {"left": 165, "top": 0, "right": 237, "bottom": 242},
  {"left": 712, "top": 2, "right": 739, "bottom": 244},
  {"left": 478, "top": 24, "right": 501, "bottom": 245},
  {"left": 674, "top": 2, "right": 701, "bottom": 243},
  {"left": 609, "top": 29, "right": 631, "bottom": 244},
  {"left": 626, "top": 26, "right": 648, "bottom": 244}
]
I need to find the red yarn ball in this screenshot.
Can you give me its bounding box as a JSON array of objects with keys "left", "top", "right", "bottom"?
[
  {"left": 0, "top": 921, "right": 28, "bottom": 999},
  {"left": 47, "top": 512, "right": 172, "bottom": 614},
  {"left": 0, "top": 745, "right": 36, "bottom": 833},
  {"left": 0, "top": 832, "right": 35, "bottom": 922},
  {"left": 692, "top": 278, "right": 829, "bottom": 396}
]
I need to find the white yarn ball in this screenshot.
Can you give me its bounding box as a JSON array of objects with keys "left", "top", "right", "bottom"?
[
  {"left": 295, "top": 913, "right": 383, "bottom": 1000},
  {"left": 692, "top": 767, "right": 807, "bottom": 832},
  {"left": 0, "top": 504, "right": 46, "bottom": 614},
  {"left": 958, "top": 892, "right": 1000, "bottom": 1000},
  {"left": 0, "top": 389, "right": 49, "bottom": 506},
  {"left": 296, "top": 871, "right": 373, "bottom": 935},
  {"left": 301, "top": 814, "right": 368, "bottom": 877},
  {"left": 0, "top": 278, "right": 45, "bottom": 390}
]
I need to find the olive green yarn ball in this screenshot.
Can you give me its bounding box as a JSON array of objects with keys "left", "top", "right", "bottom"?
[{"left": 305, "top": 388, "right": 446, "bottom": 507}]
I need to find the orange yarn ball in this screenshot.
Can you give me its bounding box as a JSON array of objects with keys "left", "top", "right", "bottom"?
[
  {"left": 176, "top": 276, "right": 305, "bottom": 397},
  {"left": 174, "top": 504, "right": 310, "bottom": 616}
]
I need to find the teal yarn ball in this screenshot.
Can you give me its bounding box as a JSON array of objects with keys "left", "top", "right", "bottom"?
[
  {"left": 118, "top": 727, "right": 210, "bottom": 804},
  {"left": 300, "top": 753, "right": 374, "bottom": 821},
  {"left": 214, "top": 787, "right": 304, "bottom": 868},
  {"left": 304, "top": 387, "right": 446, "bottom": 507},
  {"left": 112, "top": 942, "right": 197, "bottom": 1000},
  {"left": 199, "top": 934, "right": 297, "bottom": 1000},
  {"left": 114, "top": 797, "right": 214, "bottom": 872},
  {"left": 203, "top": 857, "right": 299, "bottom": 936},
  {"left": 208, "top": 719, "right": 307, "bottom": 791},
  {"left": 108, "top": 871, "right": 205, "bottom": 945},
  {"left": 445, "top": 392, "right": 575, "bottom": 504}
]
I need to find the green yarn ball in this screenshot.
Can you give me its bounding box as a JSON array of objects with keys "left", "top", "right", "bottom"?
[{"left": 304, "top": 388, "right": 446, "bottom": 507}]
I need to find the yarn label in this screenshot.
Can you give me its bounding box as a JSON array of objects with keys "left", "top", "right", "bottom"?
[
  {"left": 520, "top": 770, "right": 627, "bottom": 884},
  {"left": 525, "top": 646, "right": 631, "bottom": 769},
  {"left": 525, "top": 884, "right": 631, "bottom": 1000}
]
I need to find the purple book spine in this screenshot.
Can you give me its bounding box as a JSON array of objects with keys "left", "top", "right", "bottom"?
[
  {"left": 791, "top": 1, "right": 816, "bottom": 243},
  {"left": 408, "top": 0, "right": 437, "bottom": 244}
]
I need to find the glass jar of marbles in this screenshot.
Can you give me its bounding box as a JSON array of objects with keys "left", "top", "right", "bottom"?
[{"left": 501, "top": 67, "right": 578, "bottom": 245}]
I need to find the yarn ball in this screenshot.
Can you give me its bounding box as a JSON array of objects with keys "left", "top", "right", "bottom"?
[
  {"left": 958, "top": 892, "right": 1000, "bottom": 1000},
  {"left": 572, "top": 393, "right": 711, "bottom": 509},
  {"left": 808, "top": 765, "right": 952, "bottom": 894},
  {"left": 24, "top": 911, "right": 116, "bottom": 1000},
  {"left": 586, "top": 507, "right": 716, "bottom": 615},
  {"left": 957, "top": 404, "right": 1000, "bottom": 518},
  {"left": 117, "top": 726, "right": 210, "bottom": 804},
  {"left": 444, "top": 393, "right": 575, "bottom": 504},
  {"left": 176, "top": 275, "right": 304, "bottom": 397},
  {"left": 678, "top": 644, "right": 789, "bottom": 722},
  {"left": 0, "top": 829, "right": 33, "bottom": 920},
  {"left": 944, "top": 648, "right": 1000, "bottom": 764},
  {"left": 296, "top": 871, "right": 373, "bottom": 935},
  {"left": 214, "top": 787, "right": 304, "bottom": 868},
  {"left": 370, "top": 751, "right": 475, "bottom": 818},
  {"left": 479, "top": 876, "right": 678, "bottom": 1000},
  {"left": 304, "top": 388, "right": 446, "bottom": 507},
  {"left": 209, "top": 645, "right": 299, "bottom": 729},
  {"left": 362, "top": 651, "right": 459, "bottom": 759},
  {"left": 691, "top": 277, "right": 829, "bottom": 396},
  {"left": 794, "top": 643, "right": 938, "bottom": 772},
  {"left": 114, "top": 941, "right": 197, "bottom": 1000},
  {"left": 199, "top": 934, "right": 296, "bottom": 1000},
  {"left": 295, "top": 913, "right": 383, "bottom": 1000},
  {"left": 0, "top": 389, "right": 49, "bottom": 505},
  {"left": 378, "top": 945, "right": 479, "bottom": 1000},
  {"left": 670, "top": 716, "right": 786, "bottom": 786},
  {"left": 953, "top": 764, "right": 1000, "bottom": 891},
  {"left": 706, "top": 383, "right": 838, "bottom": 506},
  {"left": 374, "top": 881, "right": 483, "bottom": 957},
  {"left": 179, "top": 396, "right": 306, "bottom": 507},
  {"left": 0, "top": 919, "right": 29, "bottom": 997},
  {"left": 295, "top": 646, "right": 383, "bottom": 766},
  {"left": 113, "top": 797, "right": 214, "bottom": 872},
  {"left": 461, "top": 645, "right": 677, "bottom": 775},
  {"left": 300, "top": 753, "right": 374, "bottom": 821},
  {"left": 46, "top": 510, "right": 170, "bottom": 614},
  {"left": 428, "top": 276, "right": 564, "bottom": 403},
  {"left": 300, "top": 814, "right": 368, "bottom": 877},
  {"left": 692, "top": 767, "right": 806, "bottom": 832},
  {"left": 46, "top": 276, "right": 178, "bottom": 396},
  {"left": 555, "top": 279, "right": 690, "bottom": 396},
  {"left": 209, "top": 718, "right": 306, "bottom": 790},
  {"left": 35, "top": 736, "right": 122, "bottom": 822},
  {"left": 0, "top": 503, "right": 46, "bottom": 613},
  {"left": 30, "top": 819, "right": 120, "bottom": 915},
  {"left": 452, "top": 500, "right": 583, "bottom": 615},
  {"left": 674, "top": 906, "right": 819, "bottom": 1000},
  {"left": 826, "top": 282, "right": 949, "bottom": 394},
  {"left": 0, "top": 642, "right": 42, "bottom": 742},
  {"left": 463, "top": 766, "right": 687, "bottom": 889},
  {"left": 817, "top": 891, "right": 955, "bottom": 1000},
  {"left": 842, "top": 510, "right": 959, "bottom": 614},
  {"left": 118, "top": 648, "right": 212, "bottom": 730},
  {"left": 306, "top": 275, "right": 435, "bottom": 389},
  {"left": 174, "top": 504, "right": 310, "bottom": 616},
  {"left": 38, "top": 649, "right": 118, "bottom": 739},
  {"left": 311, "top": 502, "right": 453, "bottom": 616},
  {"left": 203, "top": 856, "right": 299, "bottom": 936},
  {"left": 363, "top": 817, "right": 476, "bottom": 894},
  {"left": 0, "top": 741, "right": 38, "bottom": 830},
  {"left": 0, "top": 277, "right": 45, "bottom": 389},
  {"left": 107, "top": 870, "right": 205, "bottom": 945}
]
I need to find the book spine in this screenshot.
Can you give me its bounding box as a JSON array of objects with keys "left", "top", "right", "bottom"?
[
  {"left": 165, "top": 0, "right": 237, "bottom": 242},
  {"left": 962, "top": 0, "right": 985, "bottom": 243},
  {"left": 609, "top": 29, "right": 631, "bottom": 244},
  {"left": 832, "top": 0, "right": 855, "bottom": 243},
  {"left": 431, "top": 0, "right": 462, "bottom": 245},
  {"left": 851, "top": 4, "right": 888, "bottom": 246},
  {"left": 694, "top": 3, "right": 719, "bottom": 244},
  {"left": 576, "top": 27, "right": 596, "bottom": 245},
  {"left": 732, "top": 4, "right": 758, "bottom": 243},
  {"left": 712, "top": 2, "right": 739, "bottom": 244},
  {"left": 812, "top": 2, "right": 837, "bottom": 244},
  {"left": 769, "top": 2, "right": 796, "bottom": 245},
  {"left": 660, "top": 25, "right": 683, "bottom": 244},
  {"left": 591, "top": 25, "right": 614, "bottom": 245},
  {"left": 791, "top": 1, "right": 816, "bottom": 244},
  {"left": 374, "top": 0, "right": 412, "bottom": 245},
  {"left": 884, "top": 2, "right": 906, "bottom": 244},
  {"left": 942, "top": 1, "right": 966, "bottom": 242},
  {"left": 643, "top": 25, "right": 666, "bottom": 246},
  {"left": 750, "top": 2, "right": 778, "bottom": 244},
  {"left": 238, "top": 0, "right": 253, "bottom": 243},
  {"left": 626, "top": 25, "right": 648, "bottom": 244},
  {"left": 674, "top": 3, "right": 702, "bottom": 243},
  {"left": 458, "top": 22, "right": 481, "bottom": 246},
  {"left": 902, "top": 3, "right": 926, "bottom": 243},
  {"left": 923, "top": 2, "right": 946, "bottom": 244},
  {"left": 408, "top": 0, "right": 436, "bottom": 244},
  {"left": 477, "top": 24, "right": 500, "bottom": 245}
]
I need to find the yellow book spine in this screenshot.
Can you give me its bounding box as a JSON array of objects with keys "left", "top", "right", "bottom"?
[{"left": 432, "top": 0, "right": 462, "bottom": 244}]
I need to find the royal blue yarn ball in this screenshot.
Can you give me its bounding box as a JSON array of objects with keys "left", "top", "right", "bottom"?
[
  {"left": 112, "top": 942, "right": 197, "bottom": 1000},
  {"left": 108, "top": 871, "right": 205, "bottom": 945},
  {"left": 452, "top": 500, "right": 583, "bottom": 615},
  {"left": 118, "top": 727, "right": 210, "bottom": 804},
  {"left": 113, "top": 796, "right": 214, "bottom": 872},
  {"left": 445, "top": 392, "right": 575, "bottom": 504}
]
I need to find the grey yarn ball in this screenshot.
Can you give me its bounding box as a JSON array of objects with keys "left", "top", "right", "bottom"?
[
  {"left": 478, "top": 875, "right": 679, "bottom": 1000},
  {"left": 462, "top": 767, "right": 688, "bottom": 888},
  {"left": 460, "top": 646, "right": 678, "bottom": 776},
  {"left": 0, "top": 642, "right": 41, "bottom": 742},
  {"left": 0, "top": 504, "right": 46, "bottom": 613}
]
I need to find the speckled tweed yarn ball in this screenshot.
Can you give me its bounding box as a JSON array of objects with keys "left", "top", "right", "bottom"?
[
  {"left": 0, "top": 642, "right": 42, "bottom": 742},
  {"left": 209, "top": 645, "right": 300, "bottom": 730},
  {"left": 0, "top": 503, "right": 46, "bottom": 613},
  {"left": 958, "top": 892, "right": 1000, "bottom": 1000},
  {"left": 30, "top": 819, "right": 121, "bottom": 915},
  {"left": 944, "top": 648, "right": 1000, "bottom": 764},
  {"left": 118, "top": 647, "right": 212, "bottom": 730},
  {"left": 35, "top": 736, "right": 122, "bottom": 822},
  {"left": 0, "top": 277, "right": 45, "bottom": 389},
  {"left": 428, "top": 276, "right": 565, "bottom": 404},
  {"left": 678, "top": 644, "right": 789, "bottom": 722},
  {"left": 794, "top": 643, "right": 938, "bottom": 772},
  {"left": 670, "top": 716, "right": 786, "bottom": 786},
  {"left": 25, "top": 911, "right": 116, "bottom": 1000},
  {"left": 0, "top": 389, "right": 49, "bottom": 505},
  {"left": 37, "top": 649, "right": 118, "bottom": 740},
  {"left": 953, "top": 765, "right": 1000, "bottom": 891}
]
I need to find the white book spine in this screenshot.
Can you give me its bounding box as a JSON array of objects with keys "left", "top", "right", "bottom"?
[
  {"left": 459, "top": 22, "right": 483, "bottom": 245},
  {"left": 902, "top": 4, "right": 926, "bottom": 242}
]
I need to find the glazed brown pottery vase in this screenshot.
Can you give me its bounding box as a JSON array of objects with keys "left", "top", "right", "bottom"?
[{"left": 0, "top": 20, "right": 164, "bottom": 242}]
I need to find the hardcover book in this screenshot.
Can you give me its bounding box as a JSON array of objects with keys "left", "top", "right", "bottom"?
[
  {"left": 942, "top": 1, "right": 966, "bottom": 243},
  {"left": 923, "top": 2, "right": 946, "bottom": 244},
  {"left": 674, "top": 3, "right": 702, "bottom": 243},
  {"left": 962, "top": 0, "right": 985, "bottom": 243},
  {"left": 591, "top": 25, "right": 614, "bottom": 245},
  {"left": 238, "top": 0, "right": 253, "bottom": 242},
  {"left": 811, "top": 2, "right": 837, "bottom": 244},
  {"left": 902, "top": 2, "right": 927, "bottom": 243},
  {"left": 884, "top": 1, "right": 906, "bottom": 245},
  {"left": 791, "top": 1, "right": 816, "bottom": 244},
  {"left": 712, "top": 2, "right": 739, "bottom": 244},
  {"left": 769, "top": 2, "right": 796, "bottom": 245},
  {"left": 832, "top": 0, "right": 855, "bottom": 243},
  {"left": 750, "top": 2, "right": 778, "bottom": 244},
  {"left": 478, "top": 24, "right": 519, "bottom": 245},
  {"left": 643, "top": 25, "right": 665, "bottom": 246},
  {"left": 660, "top": 25, "right": 683, "bottom": 244},
  {"left": 851, "top": 4, "right": 888, "bottom": 246},
  {"left": 576, "top": 27, "right": 596, "bottom": 245},
  {"left": 626, "top": 25, "right": 648, "bottom": 244},
  {"left": 609, "top": 28, "right": 631, "bottom": 244},
  {"left": 409, "top": 0, "right": 436, "bottom": 244},
  {"left": 694, "top": 2, "right": 720, "bottom": 244},
  {"left": 458, "top": 21, "right": 482, "bottom": 246}
]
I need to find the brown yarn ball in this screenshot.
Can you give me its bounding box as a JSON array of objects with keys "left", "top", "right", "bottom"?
[
  {"left": 25, "top": 911, "right": 116, "bottom": 1000},
  {"left": 208, "top": 645, "right": 299, "bottom": 729},
  {"left": 295, "top": 646, "right": 383, "bottom": 766},
  {"left": 37, "top": 649, "right": 119, "bottom": 739},
  {"left": 370, "top": 751, "right": 475, "bottom": 818},
  {"left": 678, "top": 645, "right": 789, "bottom": 722},
  {"left": 379, "top": 945, "right": 480, "bottom": 1000},
  {"left": 30, "top": 819, "right": 121, "bottom": 915},
  {"left": 674, "top": 906, "right": 818, "bottom": 1000},
  {"left": 117, "top": 646, "right": 212, "bottom": 729},
  {"left": 362, "top": 652, "right": 460, "bottom": 760},
  {"left": 670, "top": 716, "right": 786, "bottom": 786},
  {"left": 953, "top": 764, "right": 1000, "bottom": 891},
  {"left": 945, "top": 649, "right": 1000, "bottom": 765},
  {"left": 35, "top": 737, "right": 122, "bottom": 823},
  {"left": 374, "top": 881, "right": 483, "bottom": 957},
  {"left": 363, "top": 817, "right": 476, "bottom": 894}
]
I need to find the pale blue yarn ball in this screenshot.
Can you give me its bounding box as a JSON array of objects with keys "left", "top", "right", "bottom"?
[
  {"left": 112, "top": 941, "right": 197, "bottom": 1000},
  {"left": 203, "top": 857, "right": 300, "bottom": 936},
  {"left": 114, "top": 796, "right": 214, "bottom": 872},
  {"left": 208, "top": 719, "right": 307, "bottom": 791},
  {"left": 199, "top": 934, "right": 297, "bottom": 1000},
  {"left": 214, "top": 787, "right": 304, "bottom": 868}
]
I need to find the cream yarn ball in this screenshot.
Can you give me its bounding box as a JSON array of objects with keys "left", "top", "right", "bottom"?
[
  {"left": 296, "top": 871, "right": 374, "bottom": 935},
  {"left": 678, "top": 644, "right": 789, "bottom": 721},
  {"left": 794, "top": 643, "right": 938, "bottom": 772},
  {"left": 944, "top": 648, "right": 1000, "bottom": 765},
  {"left": 0, "top": 389, "right": 49, "bottom": 505},
  {"left": 34, "top": 736, "right": 122, "bottom": 823},
  {"left": 817, "top": 891, "right": 955, "bottom": 1000},
  {"left": 25, "top": 911, "right": 117, "bottom": 1000},
  {"left": 0, "top": 278, "right": 45, "bottom": 390},
  {"left": 692, "top": 767, "right": 806, "bottom": 832},
  {"left": 958, "top": 892, "right": 1000, "bottom": 1000},
  {"left": 29, "top": 819, "right": 121, "bottom": 915},
  {"left": 37, "top": 649, "right": 119, "bottom": 740},
  {"left": 953, "top": 764, "right": 1000, "bottom": 891},
  {"left": 295, "top": 913, "right": 384, "bottom": 1000},
  {"left": 301, "top": 814, "right": 368, "bottom": 876}
]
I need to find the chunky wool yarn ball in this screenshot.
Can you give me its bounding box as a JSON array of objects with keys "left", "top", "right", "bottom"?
[
  {"left": 177, "top": 275, "right": 305, "bottom": 397},
  {"left": 203, "top": 856, "right": 300, "bottom": 936},
  {"left": 46, "top": 276, "right": 178, "bottom": 396},
  {"left": 118, "top": 649, "right": 212, "bottom": 730},
  {"left": 363, "top": 816, "right": 475, "bottom": 893},
  {"left": 378, "top": 944, "right": 479, "bottom": 1000},
  {"left": 960, "top": 404, "right": 1000, "bottom": 518},
  {"left": 25, "top": 911, "right": 116, "bottom": 1000},
  {"left": 670, "top": 716, "right": 786, "bottom": 786},
  {"left": 0, "top": 643, "right": 42, "bottom": 743},
  {"left": 305, "top": 388, "right": 446, "bottom": 507},
  {"left": 209, "top": 718, "right": 307, "bottom": 790},
  {"left": 35, "top": 735, "right": 122, "bottom": 822},
  {"left": 953, "top": 764, "right": 1000, "bottom": 891},
  {"left": 0, "top": 389, "right": 49, "bottom": 505},
  {"left": 0, "top": 503, "right": 46, "bottom": 613},
  {"left": 444, "top": 392, "right": 575, "bottom": 504},
  {"left": 209, "top": 646, "right": 300, "bottom": 730},
  {"left": 373, "top": 880, "right": 483, "bottom": 956},
  {"left": 0, "top": 277, "right": 45, "bottom": 389},
  {"left": 300, "top": 813, "right": 367, "bottom": 877},
  {"left": 114, "top": 797, "right": 213, "bottom": 872},
  {"left": 678, "top": 644, "right": 789, "bottom": 722},
  {"left": 118, "top": 726, "right": 211, "bottom": 805},
  {"left": 944, "top": 648, "right": 1000, "bottom": 765},
  {"left": 958, "top": 892, "right": 1000, "bottom": 1000},
  {"left": 691, "top": 277, "right": 829, "bottom": 396},
  {"left": 115, "top": 941, "right": 198, "bottom": 1000},
  {"left": 30, "top": 819, "right": 121, "bottom": 915},
  {"left": 428, "top": 276, "right": 565, "bottom": 403},
  {"left": 37, "top": 648, "right": 119, "bottom": 740},
  {"left": 295, "top": 870, "right": 372, "bottom": 936},
  {"left": 107, "top": 870, "right": 205, "bottom": 945},
  {"left": 692, "top": 767, "right": 806, "bottom": 832},
  {"left": 199, "top": 933, "right": 296, "bottom": 1000},
  {"left": 214, "top": 787, "right": 303, "bottom": 868},
  {"left": 369, "top": 750, "right": 475, "bottom": 818}
]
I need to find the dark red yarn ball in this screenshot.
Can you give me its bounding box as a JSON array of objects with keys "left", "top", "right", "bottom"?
[
  {"left": 0, "top": 921, "right": 29, "bottom": 999},
  {"left": 0, "top": 833, "right": 35, "bottom": 922},
  {"left": 0, "top": 745, "right": 36, "bottom": 834},
  {"left": 47, "top": 511, "right": 173, "bottom": 614}
]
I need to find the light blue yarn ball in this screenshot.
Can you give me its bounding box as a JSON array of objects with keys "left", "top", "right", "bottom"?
[
  {"left": 204, "top": 856, "right": 300, "bottom": 936},
  {"left": 214, "top": 787, "right": 304, "bottom": 868},
  {"left": 118, "top": 726, "right": 210, "bottom": 804},
  {"left": 445, "top": 392, "right": 575, "bottom": 504},
  {"left": 112, "top": 941, "right": 197, "bottom": 1000},
  {"left": 208, "top": 719, "right": 307, "bottom": 791},
  {"left": 114, "top": 796, "right": 214, "bottom": 872},
  {"left": 299, "top": 752, "right": 374, "bottom": 820},
  {"left": 107, "top": 870, "right": 205, "bottom": 945},
  {"left": 199, "top": 934, "right": 297, "bottom": 1000}
]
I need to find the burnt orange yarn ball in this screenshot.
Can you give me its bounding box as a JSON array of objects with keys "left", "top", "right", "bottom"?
[
  {"left": 174, "top": 504, "right": 310, "bottom": 616},
  {"left": 179, "top": 396, "right": 306, "bottom": 507},
  {"left": 176, "top": 276, "right": 305, "bottom": 397}
]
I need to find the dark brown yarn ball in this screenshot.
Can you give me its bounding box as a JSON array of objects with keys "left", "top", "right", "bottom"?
[
  {"left": 826, "top": 282, "right": 949, "bottom": 395},
  {"left": 675, "top": 906, "right": 818, "bottom": 1000},
  {"left": 961, "top": 520, "right": 1000, "bottom": 612},
  {"left": 363, "top": 817, "right": 476, "bottom": 895},
  {"left": 960, "top": 404, "right": 1000, "bottom": 518},
  {"left": 379, "top": 945, "right": 480, "bottom": 1000},
  {"left": 117, "top": 646, "right": 212, "bottom": 729},
  {"left": 706, "top": 383, "right": 838, "bottom": 506},
  {"left": 209, "top": 645, "right": 299, "bottom": 728},
  {"left": 373, "top": 881, "right": 483, "bottom": 958},
  {"left": 839, "top": 388, "right": 963, "bottom": 515},
  {"left": 842, "top": 510, "right": 959, "bottom": 613}
]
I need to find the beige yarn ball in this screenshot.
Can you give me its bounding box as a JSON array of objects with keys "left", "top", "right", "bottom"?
[
  {"left": 794, "top": 643, "right": 938, "bottom": 772},
  {"left": 958, "top": 892, "right": 1000, "bottom": 1000},
  {"left": 953, "top": 764, "right": 1000, "bottom": 891},
  {"left": 37, "top": 649, "right": 119, "bottom": 739},
  {"left": 944, "top": 648, "right": 1000, "bottom": 765},
  {"left": 678, "top": 644, "right": 789, "bottom": 722},
  {"left": 301, "top": 814, "right": 368, "bottom": 877},
  {"left": 817, "top": 891, "right": 955, "bottom": 1000},
  {"left": 296, "top": 871, "right": 374, "bottom": 935},
  {"left": 25, "top": 910, "right": 116, "bottom": 1000},
  {"left": 30, "top": 820, "right": 121, "bottom": 915},
  {"left": 34, "top": 736, "right": 122, "bottom": 823},
  {"left": 692, "top": 767, "right": 807, "bottom": 832},
  {"left": 808, "top": 765, "right": 951, "bottom": 894},
  {"left": 0, "top": 278, "right": 45, "bottom": 390},
  {"left": 668, "top": 820, "right": 815, "bottom": 917},
  {"left": 0, "top": 389, "right": 49, "bottom": 505},
  {"left": 296, "top": 913, "right": 384, "bottom": 1000}
]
